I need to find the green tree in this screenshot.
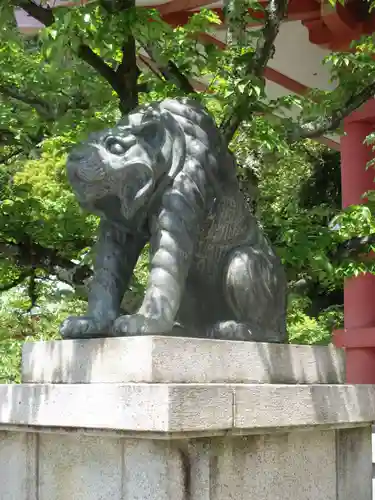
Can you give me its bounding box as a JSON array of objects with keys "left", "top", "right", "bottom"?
[{"left": 1, "top": 0, "right": 375, "bottom": 373}]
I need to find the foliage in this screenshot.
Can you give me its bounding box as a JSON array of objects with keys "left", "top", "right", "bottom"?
[
  {"left": 288, "top": 296, "right": 343, "bottom": 346},
  {"left": 0, "top": 285, "right": 86, "bottom": 383}
]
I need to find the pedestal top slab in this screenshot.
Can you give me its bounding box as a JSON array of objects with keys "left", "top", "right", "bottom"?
[
  {"left": 22, "top": 336, "right": 345, "bottom": 384},
  {"left": 0, "top": 383, "right": 374, "bottom": 436}
]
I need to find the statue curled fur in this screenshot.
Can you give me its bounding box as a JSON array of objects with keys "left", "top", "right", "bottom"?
[{"left": 60, "top": 98, "right": 287, "bottom": 342}]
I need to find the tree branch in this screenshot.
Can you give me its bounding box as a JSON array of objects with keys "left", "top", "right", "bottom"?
[
  {"left": 141, "top": 44, "right": 196, "bottom": 94},
  {"left": 99, "top": 0, "right": 134, "bottom": 11},
  {"left": 0, "top": 148, "right": 23, "bottom": 164},
  {"left": 12, "top": 0, "right": 54, "bottom": 25},
  {"left": 115, "top": 34, "right": 139, "bottom": 114},
  {"left": 75, "top": 44, "right": 120, "bottom": 93},
  {"left": 288, "top": 81, "right": 375, "bottom": 142},
  {"left": 99, "top": 0, "right": 192, "bottom": 108},
  {"left": 26, "top": 267, "right": 38, "bottom": 311},
  {"left": 14, "top": 0, "right": 147, "bottom": 113},
  {"left": 12, "top": 0, "right": 120, "bottom": 95},
  {"left": 0, "top": 240, "right": 93, "bottom": 288},
  {"left": 220, "top": 0, "right": 289, "bottom": 143},
  {"left": 0, "top": 238, "right": 137, "bottom": 310},
  {"left": 164, "top": 60, "right": 196, "bottom": 94},
  {"left": 94, "top": 0, "right": 141, "bottom": 114},
  {"left": 0, "top": 128, "right": 17, "bottom": 145},
  {"left": 0, "top": 82, "right": 53, "bottom": 118},
  {"left": 251, "top": 0, "right": 288, "bottom": 75},
  {"left": 330, "top": 233, "right": 375, "bottom": 261}
]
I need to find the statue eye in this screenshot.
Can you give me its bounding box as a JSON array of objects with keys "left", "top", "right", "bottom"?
[{"left": 105, "top": 137, "right": 126, "bottom": 155}]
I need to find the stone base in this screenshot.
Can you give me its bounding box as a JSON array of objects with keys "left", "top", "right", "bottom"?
[
  {"left": 22, "top": 336, "right": 345, "bottom": 384},
  {"left": 0, "top": 337, "right": 373, "bottom": 500},
  {"left": 0, "top": 426, "right": 372, "bottom": 500}
]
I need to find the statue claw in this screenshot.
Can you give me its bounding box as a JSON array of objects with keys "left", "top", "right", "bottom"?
[
  {"left": 111, "top": 314, "right": 171, "bottom": 336},
  {"left": 60, "top": 316, "right": 112, "bottom": 339}
]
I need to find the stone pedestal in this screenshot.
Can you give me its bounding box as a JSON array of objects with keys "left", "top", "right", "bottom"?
[{"left": 0, "top": 337, "right": 374, "bottom": 499}]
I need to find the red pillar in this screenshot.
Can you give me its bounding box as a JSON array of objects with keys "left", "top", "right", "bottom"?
[{"left": 333, "top": 104, "right": 375, "bottom": 383}]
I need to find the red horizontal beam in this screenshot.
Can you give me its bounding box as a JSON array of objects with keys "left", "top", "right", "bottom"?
[
  {"left": 318, "top": 135, "right": 341, "bottom": 151},
  {"left": 264, "top": 67, "right": 309, "bottom": 96},
  {"left": 161, "top": 0, "right": 320, "bottom": 26},
  {"left": 16, "top": 0, "right": 320, "bottom": 30},
  {"left": 199, "top": 33, "right": 311, "bottom": 97},
  {"left": 196, "top": 32, "right": 340, "bottom": 149},
  {"left": 160, "top": 0, "right": 319, "bottom": 20},
  {"left": 334, "top": 328, "right": 375, "bottom": 348}
]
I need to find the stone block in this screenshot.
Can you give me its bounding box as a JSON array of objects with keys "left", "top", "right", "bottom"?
[
  {"left": 122, "top": 440, "right": 185, "bottom": 500},
  {"left": 336, "top": 426, "right": 372, "bottom": 500},
  {"left": 0, "top": 383, "right": 233, "bottom": 433},
  {"left": 38, "top": 434, "right": 123, "bottom": 500},
  {"left": 233, "top": 384, "right": 375, "bottom": 431},
  {"left": 187, "top": 430, "right": 336, "bottom": 500},
  {"left": 22, "top": 336, "right": 345, "bottom": 384},
  {"left": 0, "top": 431, "right": 37, "bottom": 500}
]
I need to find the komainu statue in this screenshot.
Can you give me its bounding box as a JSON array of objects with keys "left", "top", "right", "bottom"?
[{"left": 60, "top": 98, "right": 287, "bottom": 342}]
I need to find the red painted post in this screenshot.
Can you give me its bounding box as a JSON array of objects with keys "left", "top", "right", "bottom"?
[{"left": 334, "top": 116, "right": 375, "bottom": 383}]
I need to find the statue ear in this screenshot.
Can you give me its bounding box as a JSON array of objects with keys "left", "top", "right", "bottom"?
[{"left": 132, "top": 120, "right": 164, "bottom": 150}]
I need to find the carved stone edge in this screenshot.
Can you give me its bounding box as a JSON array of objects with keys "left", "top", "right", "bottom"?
[
  {"left": 0, "top": 383, "right": 374, "bottom": 436},
  {"left": 22, "top": 336, "right": 345, "bottom": 384}
]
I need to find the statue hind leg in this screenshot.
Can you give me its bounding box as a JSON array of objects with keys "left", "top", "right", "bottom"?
[{"left": 210, "top": 245, "right": 287, "bottom": 343}]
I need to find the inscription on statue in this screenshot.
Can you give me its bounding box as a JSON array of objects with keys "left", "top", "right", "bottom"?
[{"left": 60, "top": 98, "right": 287, "bottom": 342}]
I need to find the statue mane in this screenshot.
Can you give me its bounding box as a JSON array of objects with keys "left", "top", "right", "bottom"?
[
  {"left": 122, "top": 98, "right": 227, "bottom": 168},
  {"left": 111, "top": 98, "right": 232, "bottom": 218}
]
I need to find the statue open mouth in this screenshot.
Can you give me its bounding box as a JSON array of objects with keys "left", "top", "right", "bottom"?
[
  {"left": 117, "top": 161, "right": 155, "bottom": 220},
  {"left": 78, "top": 162, "right": 155, "bottom": 223}
]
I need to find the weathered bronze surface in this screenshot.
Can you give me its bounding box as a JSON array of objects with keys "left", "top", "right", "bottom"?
[{"left": 60, "top": 98, "right": 287, "bottom": 341}]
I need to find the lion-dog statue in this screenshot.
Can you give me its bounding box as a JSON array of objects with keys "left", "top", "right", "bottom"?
[{"left": 60, "top": 98, "right": 287, "bottom": 342}]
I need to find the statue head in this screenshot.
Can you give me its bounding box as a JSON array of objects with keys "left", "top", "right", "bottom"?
[{"left": 66, "top": 106, "right": 185, "bottom": 222}]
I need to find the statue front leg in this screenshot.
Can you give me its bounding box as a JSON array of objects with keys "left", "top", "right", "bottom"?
[
  {"left": 60, "top": 220, "right": 146, "bottom": 339},
  {"left": 112, "top": 160, "right": 207, "bottom": 336}
]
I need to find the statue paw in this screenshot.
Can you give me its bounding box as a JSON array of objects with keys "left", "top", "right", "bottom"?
[
  {"left": 60, "top": 316, "right": 112, "bottom": 339},
  {"left": 112, "top": 314, "right": 170, "bottom": 336}
]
